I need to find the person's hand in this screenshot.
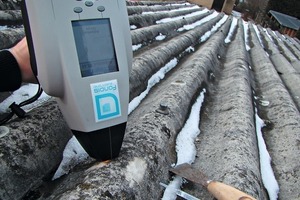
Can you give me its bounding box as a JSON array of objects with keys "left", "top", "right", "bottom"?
[{"left": 10, "top": 37, "right": 36, "bottom": 83}]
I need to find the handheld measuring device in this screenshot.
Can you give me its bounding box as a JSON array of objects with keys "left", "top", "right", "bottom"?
[{"left": 21, "top": 0, "right": 132, "bottom": 160}]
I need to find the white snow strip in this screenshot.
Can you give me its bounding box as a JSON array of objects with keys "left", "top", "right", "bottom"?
[
  {"left": 177, "top": 11, "right": 219, "bottom": 32},
  {"left": 168, "top": 3, "right": 192, "bottom": 6},
  {"left": 128, "top": 58, "right": 178, "bottom": 114},
  {"left": 52, "top": 136, "right": 89, "bottom": 180},
  {"left": 253, "top": 25, "right": 270, "bottom": 56},
  {"left": 272, "top": 31, "right": 281, "bottom": 41},
  {"left": 0, "top": 84, "right": 50, "bottom": 113},
  {"left": 200, "top": 15, "right": 228, "bottom": 43},
  {"left": 132, "top": 44, "right": 142, "bottom": 51},
  {"left": 155, "top": 33, "right": 166, "bottom": 41},
  {"left": 264, "top": 28, "right": 274, "bottom": 42},
  {"left": 156, "top": 9, "right": 209, "bottom": 24},
  {"left": 162, "top": 89, "right": 206, "bottom": 200},
  {"left": 255, "top": 108, "right": 279, "bottom": 200},
  {"left": 253, "top": 24, "right": 264, "bottom": 47},
  {"left": 142, "top": 5, "right": 199, "bottom": 15},
  {"left": 175, "top": 89, "right": 206, "bottom": 165},
  {"left": 242, "top": 20, "right": 251, "bottom": 51},
  {"left": 224, "top": 17, "right": 238, "bottom": 43}
]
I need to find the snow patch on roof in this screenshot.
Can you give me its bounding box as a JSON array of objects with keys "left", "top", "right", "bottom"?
[
  {"left": 225, "top": 17, "right": 238, "bottom": 44},
  {"left": 52, "top": 136, "right": 88, "bottom": 180},
  {"left": 200, "top": 15, "right": 228, "bottom": 43},
  {"left": 156, "top": 9, "right": 209, "bottom": 24},
  {"left": 255, "top": 108, "right": 279, "bottom": 200},
  {"left": 142, "top": 5, "right": 199, "bottom": 15},
  {"left": 253, "top": 24, "right": 264, "bottom": 47},
  {"left": 0, "top": 84, "right": 50, "bottom": 113},
  {"left": 242, "top": 21, "right": 251, "bottom": 51},
  {"left": 155, "top": 33, "right": 166, "bottom": 41},
  {"left": 132, "top": 43, "right": 142, "bottom": 51},
  {"left": 162, "top": 89, "right": 206, "bottom": 200},
  {"left": 128, "top": 58, "right": 178, "bottom": 114},
  {"left": 177, "top": 11, "right": 219, "bottom": 32}
]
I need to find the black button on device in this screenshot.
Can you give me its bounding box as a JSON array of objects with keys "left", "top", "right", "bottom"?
[
  {"left": 97, "top": 6, "right": 105, "bottom": 12},
  {"left": 74, "top": 7, "right": 83, "bottom": 13},
  {"left": 85, "top": 1, "right": 93, "bottom": 7}
]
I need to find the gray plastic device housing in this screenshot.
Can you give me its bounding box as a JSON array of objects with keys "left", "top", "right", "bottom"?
[{"left": 22, "top": 0, "right": 132, "bottom": 133}]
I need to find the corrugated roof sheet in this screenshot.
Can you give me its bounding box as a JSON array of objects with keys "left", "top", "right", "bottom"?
[{"left": 269, "top": 10, "right": 300, "bottom": 30}]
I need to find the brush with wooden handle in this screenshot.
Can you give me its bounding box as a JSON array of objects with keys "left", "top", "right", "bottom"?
[{"left": 170, "top": 163, "right": 257, "bottom": 200}]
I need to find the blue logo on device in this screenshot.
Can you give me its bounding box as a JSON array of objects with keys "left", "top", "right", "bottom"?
[
  {"left": 91, "top": 80, "right": 121, "bottom": 122},
  {"left": 95, "top": 93, "right": 120, "bottom": 120}
]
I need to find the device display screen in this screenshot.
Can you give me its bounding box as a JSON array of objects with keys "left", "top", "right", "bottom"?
[{"left": 72, "top": 19, "right": 119, "bottom": 77}]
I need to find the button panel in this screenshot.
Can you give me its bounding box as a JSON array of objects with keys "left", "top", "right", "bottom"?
[{"left": 73, "top": 1, "right": 106, "bottom": 14}]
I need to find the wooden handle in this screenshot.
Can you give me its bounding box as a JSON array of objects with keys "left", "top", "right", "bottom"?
[{"left": 207, "top": 181, "right": 257, "bottom": 200}]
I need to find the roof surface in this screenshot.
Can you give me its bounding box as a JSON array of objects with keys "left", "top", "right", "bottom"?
[{"left": 269, "top": 10, "right": 300, "bottom": 30}]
